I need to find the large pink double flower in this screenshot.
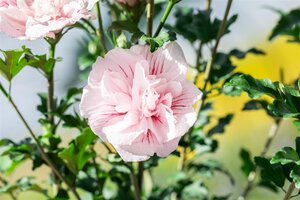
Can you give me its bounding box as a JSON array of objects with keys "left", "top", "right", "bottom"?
[
  {"left": 80, "top": 42, "right": 202, "bottom": 162},
  {"left": 0, "top": 0, "right": 97, "bottom": 40}
]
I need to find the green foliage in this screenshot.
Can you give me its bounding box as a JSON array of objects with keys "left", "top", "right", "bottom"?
[
  {"left": 269, "top": 8, "right": 300, "bottom": 42},
  {"left": 254, "top": 137, "right": 300, "bottom": 191},
  {"left": 167, "top": 8, "right": 237, "bottom": 44},
  {"left": 240, "top": 149, "right": 255, "bottom": 177},
  {"left": 207, "top": 114, "right": 234, "bottom": 137},
  {"left": 0, "top": 177, "right": 48, "bottom": 198},
  {"left": 271, "top": 147, "right": 300, "bottom": 165},
  {"left": 0, "top": 138, "right": 34, "bottom": 175},
  {"left": 255, "top": 157, "right": 285, "bottom": 188},
  {"left": 224, "top": 74, "right": 300, "bottom": 121},
  {"left": 59, "top": 128, "right": 97, "bottom": 174},
  {"left": 141, "top": 31, "right": 177, "bottom": 52},
  {"left": 0, "top": 46, "right": 31, "bottom": 81}
]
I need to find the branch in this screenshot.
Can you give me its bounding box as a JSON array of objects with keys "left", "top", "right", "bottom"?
[
  {"left": 96, "top": 1, "right": 107, "bottom": 54},
  {"left": 154, "top": 0, "right": 178, "bottom": 37},
  {"left": 238, "top": 119, "right": 282, "bottom": 200},
  {"left": 0, "top": 83, "right": 81, "bottom": 200},
  {"left": 147, "top": 0, "right": 154, "bottom": 36}
]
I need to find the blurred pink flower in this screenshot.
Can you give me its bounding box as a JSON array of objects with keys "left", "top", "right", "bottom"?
[
  {"left": 116, "top": 0, "right": 137, "bottom": 7},
  {"left": 80, "top": 42, "right": 202, "bottom": 162},
  {"left": 0, "top": 0, "right": 97, "bottom": 40}
]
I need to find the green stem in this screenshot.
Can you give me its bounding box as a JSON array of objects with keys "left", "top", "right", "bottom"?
[
  {"left": 197, "top": 0, "right": 233, "bottom": 113},
  {"left": 147, "top": 0, "right": 154, "bottom": 36},
  {"left": 48, "top": 43, "right": 56, "bottom": 128},
  {"left": 138, "top": 162, "right": 144, "bottom": 191},
  {"left": 154, "top": 0, "right": 176, "bottom": 37},
  {"left": 92, "top": 157, "right": 102, "bottom": 194},
  {"left": 130, "top": 167, "right": 141, "bottom": 200},
  {"left": 284, "top": 182, "right": 296, "bottom": 200},
  {"left": 96, "top": 1, "right": 107, "bottom": 54},
  {"left": 0, "top": 83, "right": 81, "bottom": 200},
  {"left": 238, "top": 119, "right": 281, "bottom": 200}
]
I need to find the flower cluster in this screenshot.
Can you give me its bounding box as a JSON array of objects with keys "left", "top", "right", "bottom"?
[
  {"left": 80, "top": 42, "right": 201, "bottom": 161},
  {"left": 0, "top": 0, "right": 97, "bottom": 40}
]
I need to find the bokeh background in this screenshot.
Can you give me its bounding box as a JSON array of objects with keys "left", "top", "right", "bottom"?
[{"left": 1, "top": 0, "right": 300, "bottom": 199}]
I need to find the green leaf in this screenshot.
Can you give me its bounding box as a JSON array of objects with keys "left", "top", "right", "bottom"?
[
  {"left": 59, "top": 128, "right": 97, "bottom": 174},
  {"left": 188, "top": 159, "right": 235, "bottom": 185},
  {"left": 109, "top": 20, "right": 144, "bottom": 41},
  {"left": 224, "top": 74, "right": 280, "bottom": 99},
  {"left": 210, "top": 53, "right": 236, "bottom": 84},
  {"left": 258, "top": 180, "right": 278, "bottom": 193},
  {"left": 255, "top": 157, "right": 285, "bottom": 187},
  {"left": 0, "top": 176, "right": 47, "bottom": 196},
  {"left": 269, "top": 9, "right": 300, "bottom": 42},
  {"left": 140, "top": 31, "right": 177, "bottom": 52},
  {"left": 243, "top": 100, "right": 274, "bottom": 117},
  {"left": 229, "top": 48, "right": 265, "bottom": 59},
  {"left": 26, "top": 54, "right": 56, "bottom": 76},
  {"left": 0, "top": 46, "right": 31, "bottom": 81},
  {"left": 290, "top": 165, "right": 300, "bottom": 188},
  {"left": 296, "top": 137, "right": 300, "bottom": 156},
  {"left": 181, "top": 181, "right": 208, "bottom": 200},
  {"left": 207, "top": 114, "right": 233, "bottom": 137},
  {"left": 240, "top": 148, "right": 255, "bottom": 177},
  {"left": 167, "top": 8, "right": 237, "bottom": 44},
  {"left": 271, "top": 147, "right": 300, "bottom": 165}
]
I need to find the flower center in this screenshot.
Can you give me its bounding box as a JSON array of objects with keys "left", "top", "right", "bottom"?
[{"left": 142, "top": 87, "right": 160, "bottom": 117}]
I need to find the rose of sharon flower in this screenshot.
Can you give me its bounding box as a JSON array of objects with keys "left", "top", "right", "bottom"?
[
  {"left": 80, "top": 42, "right": 202, "bottom": 162},
  {"left": 116, "top": 0, "right": 137, "bottom": 7},
  {"left": 0, "top": 0, "right": 97, "bottom": 40}
]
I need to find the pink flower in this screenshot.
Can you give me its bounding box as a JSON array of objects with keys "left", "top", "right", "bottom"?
[
  {"left": 116, "top": 0, "right": 137, "bottom": 7},
  {"left": 0, "top": 0, "right": 97, "bottom": 40},
  {"left": 80, "top": 42, "right": 202, "bottom": 162}
]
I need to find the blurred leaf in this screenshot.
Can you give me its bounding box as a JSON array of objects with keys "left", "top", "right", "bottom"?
[
  {"left": 243, "top": 100, "right": 274, "bottom": 117},
  {"left": 59, "top": 128, "right": 97, "bottom": 174},
  {"left": 229, "top": 48, "right": 265, "bottom": 59},
  {"left": 240, "top": 148, "right": 255, "bottom": 177},
  {"left": 140, "top": 31, "right": 176, "bottom": 52},
  {"left": 109, "top": 20, "right": 144, "bottom": 42},
  {"left": 258, "top": 180, "right": 278, "bottom": 193},
  {"left": 188, "top": 159, "right": 235, "bottom": 185},
  {"left": 209, "top": 53, "right": 236, "bottom": 84},
  {"left": 0, "top": 177, "right": 47, "bottom": 197},
  {"left": 290, "top": 165, "right": 300, "bottom": 188},
  {"left": 181, "top": 181, "right": 208, "bottom": 200},
  {"left": 269, "top": 9, "right": 300, "bottom": 42},
  {"left": 61, "top": 113, "right": 88, "bottom": 130},
  {"left": 167, "top": 8, "right": 237, "bottom": 44},
  {"left": 255, "top": 157, "right": 285, "bottom": 187},
  {"left": 271, "top": 147, "right": 300, "bottom": 165},
  {"left": 207, "top": 114, "right": 233, "bottom": 137}
]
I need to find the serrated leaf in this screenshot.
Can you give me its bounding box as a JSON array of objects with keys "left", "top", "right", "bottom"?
[
  {"left": 140, "top": 31, "right": 176, "bottom": 52},
  {"left": 0, "top": 46, "right": 31, "bottom": 81}
]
